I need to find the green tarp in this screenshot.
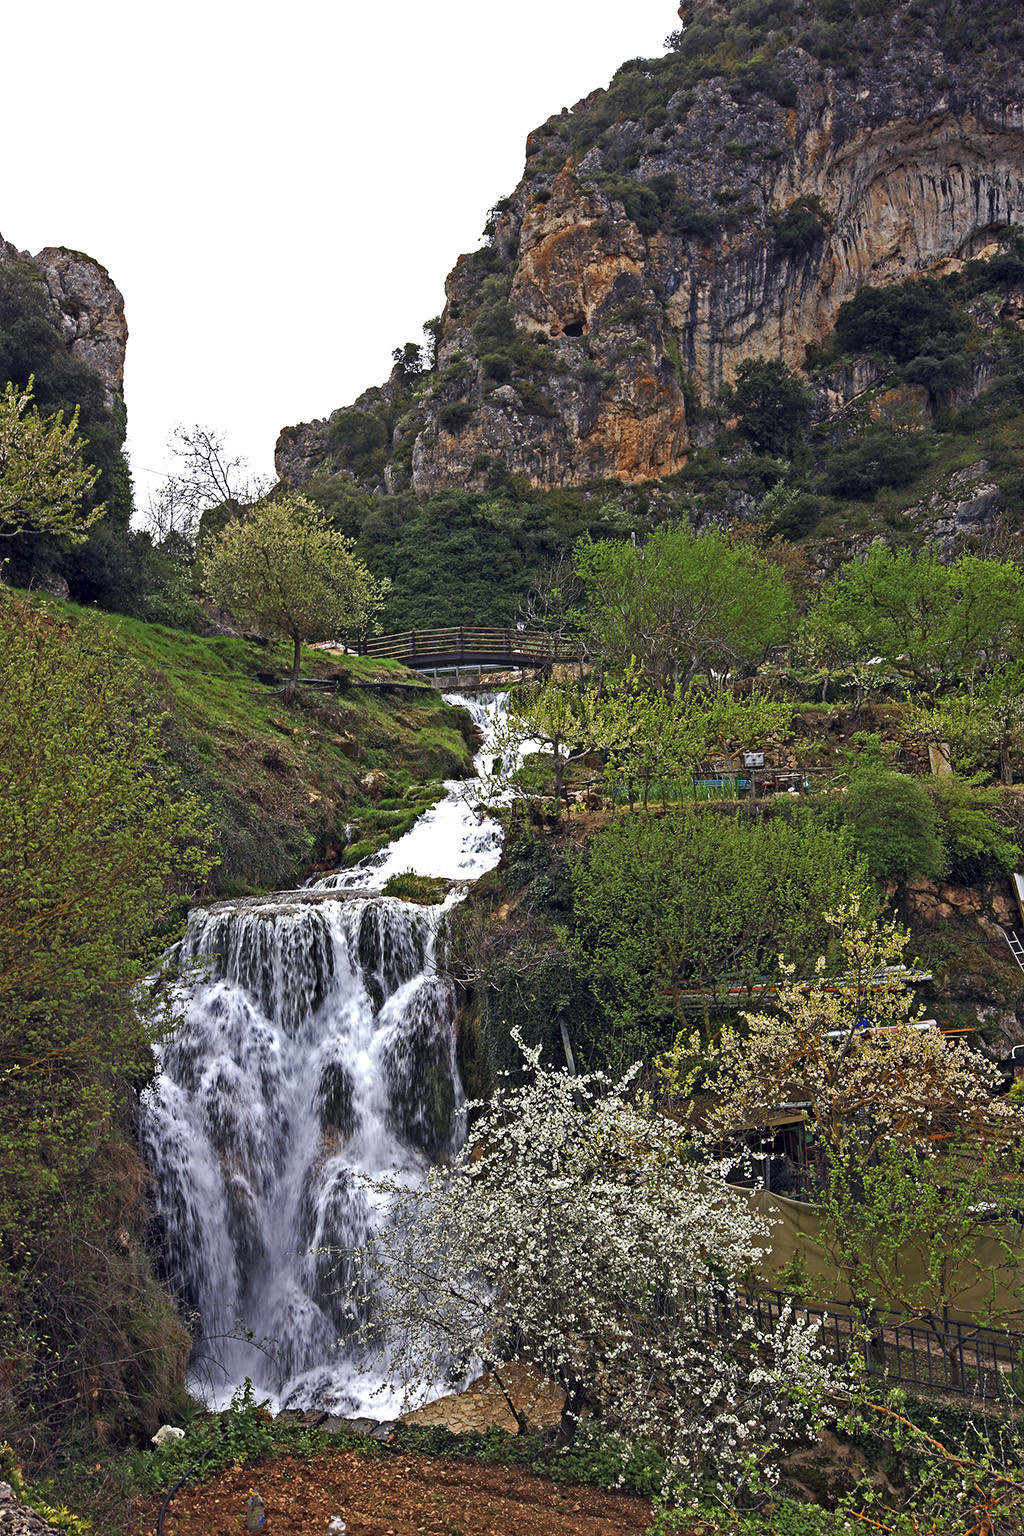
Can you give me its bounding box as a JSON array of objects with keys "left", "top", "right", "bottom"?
[{"left": 735, "top": 1186, "right": 1024, "bottom": 1330}]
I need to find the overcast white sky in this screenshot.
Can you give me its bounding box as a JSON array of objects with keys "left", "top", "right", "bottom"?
[{"left": 3, "top": 1, "right": 673, "bottom": 512}]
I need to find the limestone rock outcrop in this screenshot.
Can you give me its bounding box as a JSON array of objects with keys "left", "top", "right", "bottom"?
[
  {"left": 278, "top": 0, "right": 1024, "bottom": 494},
  {"left": 0, "top": 234, "right": 128, "bottom": 410},
  {"left": 32, "top": 246, "right": 127, "bottom": 406}
]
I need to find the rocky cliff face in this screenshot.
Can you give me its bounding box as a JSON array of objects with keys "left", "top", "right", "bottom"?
[
  {"left": 32, "top": 246, "right": 127, "bottom": 407},
  {"left": 0, "top": 234, "right": 128, "bottom": 408},
  {"left": 277, "top": 0, "right": 1024, "bottom": 495}
]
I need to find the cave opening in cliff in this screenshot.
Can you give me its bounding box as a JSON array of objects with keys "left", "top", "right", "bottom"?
[{"left": 563, "top": 320, "right": 586, "bottom": 338}]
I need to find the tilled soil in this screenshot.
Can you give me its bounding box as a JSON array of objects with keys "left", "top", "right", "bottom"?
[{"left": 140, "top": 1449, "right": 656, "bottom": 1536}]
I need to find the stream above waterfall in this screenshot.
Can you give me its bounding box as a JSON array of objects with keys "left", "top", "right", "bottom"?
[{"left": 140, "top": 692, "right": 509, "bottom": 1415}]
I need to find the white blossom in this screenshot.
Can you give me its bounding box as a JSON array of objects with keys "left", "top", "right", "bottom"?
[{"left": 342, "top": 1036, "right": 843, "bottom": 1502}]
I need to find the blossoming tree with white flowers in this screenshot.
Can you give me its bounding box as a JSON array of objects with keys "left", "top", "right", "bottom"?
[
  {"left": 693, "top": 903, "right": 1024, "bottom": 1343},
  {"left": 346, "top": 1038, "right": 841, "bottom": 1505}
]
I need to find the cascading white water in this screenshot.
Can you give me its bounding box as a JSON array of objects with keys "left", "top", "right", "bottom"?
[{"left": 140, "top": 692, "right": 510, "bottom": 1415}]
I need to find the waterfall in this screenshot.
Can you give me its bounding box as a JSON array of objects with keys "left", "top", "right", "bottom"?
[{"left": 140, "top": 692, "right": 509, "bottom": 1415}]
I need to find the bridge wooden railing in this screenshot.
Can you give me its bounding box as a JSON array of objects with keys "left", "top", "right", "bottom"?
[{"left": 359, "top": 627, "right": 583, "bottom": 664}]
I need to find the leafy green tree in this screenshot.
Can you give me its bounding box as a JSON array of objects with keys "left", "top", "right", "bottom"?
[
  {"left": 731, "top": 357, "right": 814, "bottom": 455},
  {"left": 391, "top": 341, "right": 425, "bottom": 378},
  {"left": 0, "top": 592, "right": 216, "bottom": 1444},
  {"left": 576, "top": 524, "right": 794, "bottom": 689},
  {"left": 909, "top": 662, "right": 1024, "bottom": 784},
  {"left": 902, "top": 348, "right": 970, "bottom": 404},
  {"left": 802, "top": 545, "right": 1024, "bottom": 694},
  {"left": 570, "top": 811, "right": 871, "bottom": 1060},
  {"left": 834, "top": 276, "right": 969, "bottom": 365},
  {"left": 203, "top": 493, "right": 386, "bottom": 698},
  {"left": 822, "top": 426, "right": 930, "bottom": 499},
  {"left": 0, "top": 378, "right": 103, "bottom": 539}
]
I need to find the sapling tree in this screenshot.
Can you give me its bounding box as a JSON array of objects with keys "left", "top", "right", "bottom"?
[
  {"left": 203, "top": 492, "right": 387, "bottom": 698},
  {"left": 344, "top": 1039, "right": 841, "bottom": 1506},
  {"left": 0, "top": 377, "right": 103, "bottom": 539},
  {"left": 503, "top": 677, "right": 608, "bottom": 814}
]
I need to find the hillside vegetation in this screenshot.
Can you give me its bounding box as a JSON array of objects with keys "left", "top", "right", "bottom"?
[
  {"left": 8, "top": 2, "right": 1024, "bottom": 1528},
  {"left": 12, "top": 593, "right": 476, "bottom": 896}
]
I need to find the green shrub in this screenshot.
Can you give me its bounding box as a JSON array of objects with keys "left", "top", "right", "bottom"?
[
  {"left": 841, "top": 765, "right": 945, "bottom": 881},
  {"left": 438, "top": 400, "right": 475, "bottom": 433},
  {"left": 481, "top": 351, "right": 515, "bottom": 383},
  {"left": 221, "top": 1378, "right": 279, "bottom": 1463},
  {"left": 545, "top": 1420, "right": 668, "bottom": 1495},
  {"left": 670, "top": 201, "right": 721, "bottom": 241},
  {"left": 834, "top": 278, "right": 969, "bottom": 365},
  {"left": 472, "top": 275, "right": 517, "bottom": 352},
  {"left": 589, "top": 172, "right": 677, "bottom": 237},
  {"left": 767, "top": 490, "right": 827, "bottom": 538},
  {"left": 437, "top": 353, "right": 472, "bottom": 389},
  {"left": 327, "top": 408, "right": 388, "bottom": 480},
  {"left": 514, "top": 381, "right": 558, "bottom": 418},
  {"left": 926, "top": 775, "right": 1019, "bottom": 883},
  {"left": 977, "top": 248, "right": 1024, "bottom": 287},
  {"left": 823, "top": 427, "right": 930, "bottom": 499},
  {"left": 770, "top": 195, "right": 831, "bottom": 258}
]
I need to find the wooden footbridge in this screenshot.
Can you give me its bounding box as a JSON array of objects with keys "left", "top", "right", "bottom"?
[{"left": 357, "top": 627, "right": 582, "bottom": 675}]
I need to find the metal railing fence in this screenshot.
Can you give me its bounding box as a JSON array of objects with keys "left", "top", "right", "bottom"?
[
  {"left": 359, "top": 628, "right": 583, "bottom": 663},
  {"left": 680, "top": 1285, "right": 1024, "bottom": 1403}
]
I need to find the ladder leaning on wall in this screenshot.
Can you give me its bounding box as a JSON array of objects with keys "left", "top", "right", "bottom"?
[{"left": 1002, "top": 873, "right": 1024, "bottom": 974}]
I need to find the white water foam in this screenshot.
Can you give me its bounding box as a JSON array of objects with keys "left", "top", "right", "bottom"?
[{"left": 140, "top": 691, "right": 511, "bottom": 1415}]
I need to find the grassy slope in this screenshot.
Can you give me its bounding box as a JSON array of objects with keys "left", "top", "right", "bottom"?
[{"left": 21, "top": 593, "right": 477, "bottom": 898}]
